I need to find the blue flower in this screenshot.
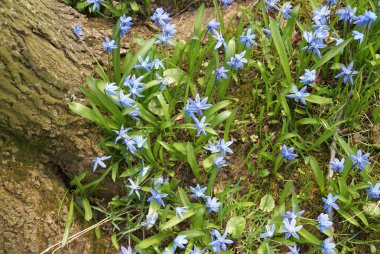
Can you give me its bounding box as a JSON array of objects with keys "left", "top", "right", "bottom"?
[
  {"left": 113, "top": 125, "right": 132, "bottom": 143},
  {"left": 213, "top": 31, "right": 227, "bottom": 50},
  {"left": 87, "top": 0, "right": 104, "bottom": 11},
  {"left": 73, "top": 22, "right": 83, "bottom": 39},
  {"left": 134, "top": 136, "right": 146, "bottom": 148},
  {"left": 207, "top": 19, "right": 220, "bottom": 35},
  {"left": 280, "top": 144, "right": 298, "bottom": 161},
  {"left": 162, "top": 23, "right": 177, "bottom": 37},
  {"left": 262, "top": 28, "right": 271, "bottom": 38},
  {"left": 314, "top": 27, "right": 329, "bottom": 41},
  {"left": 203, "top": 141, "right": 221, "bottom": 154},
  {"left": 122, "top": 137, "right": 137, "bottom": 154},
  {"left": 336, "top": 5, "right": 357, "bottom": 23},
  {"left": 141, "top": 212, "right": 158, "bottom": 227},
  {"left": 287, "top": 246, "right": 300, "bottom": 254},
  {"left": 329, "top": 158, "right": 345, "bottom": 173},
  {"left": 281, "top": 218, "right": 303, "bottom": 239},
  {"left": 326, "top": 0, "right": 337, "bottom": 6},
  {"left": 265, "top": 0, "right": 280, "bottom": 12},
  {"left": 227, "top": 51, "right": 248, "bottom": 70},
  {"left": 214, "top": 156, "right": 227, "bottom": 170},
  {"left": 139, "top": 161, "right": 150, "bottom": 177},
  {"left": 334, "top": 38, "right": 344, "bottom": 46},
  {"left": 124, "top": 75, "right": 145, "bottom": 99},
  {"left": 335, "top": 62, "right": 358, "bottom": 85},
  {"left": 173, "top": 235, "right": 188, "bottom": 250},
  {"left": 209, "top": 230, "right": 233, "bottom": 253},
  {"left": 282, "top": 2, "right": 293, "bottom": 19},
  {"left": 220, "top": 0, "right": 234, "bottom": 11},
  {"left": 194, "top": 116, "right": 209, "bottom": 137},
  {"left": 322, "top": 193, "right": 339, "bottom": 214},
  {"left": 239, "top": 28, "right": 257, "bottom": 48},
  {"left": 102, "top": 37, "right": 118, "bottom": 53},
  {"left": 352, "top": 30, "right": 364, "bottom": 44},
  {"left": 151, "top": 59, "right": 165, "bottom": 70},
  {"left": 126, "top": 178, "right": 142, "bottom": 199},
  {"left": 104, "top": 82, "right": 118, "bottom": 96},
  {"left": 187, "top": 94, "right": 212, "bottom": 117},
  {"left": 300, "top": 69, "right": 316, "bottom": 85},
  {"left": 260, "top": 224, "right": 276, "bottom": 240},
  {"left": 155, "top": 34, "right": 174, "bottom": 45},
  {"left": 162, "top": 248, "right": 173, "bottom": 254},
  {"left": 175, "top": 207, "right": 188, "bottom": 219},
  {"left": 134, "top": 56, "right": 151, "bottom": 72},
  {"left": 214, "top": 67, "right": 229, "bottom": 81},
  {"left": 320, "top": 238, "right": 336, "bottom": 254},
  {"left": 353, "top": 10, "right": 377, "bottom": 29},
  {"left": 205, "top": 197, "right": 221, "bottom": 213},
  {"left": 120, "top": 15, "right": 133, "bottom": 36},
  {"left": 188, "top": 244, "right": 205, "bottom": 254},
  {"left": 350, "top": 149, "right": 371, "bottom": 171},
  {"left": 92, "top": 156, "right": 111, "bottom": 171},
  {"left": 119, "top": 246, "right": 136, "bottom": 254},
  {"left": 313, "top": 5, "right": 331, "bottom": 25},
  {"left": 115, "top": 91, "right": 135, "bottom": 108},
  {"left": 302, "top": 31, "right": 327, "bottom": 58},
  {"left": 151, "top": 8, "right": 172, "bottom": 26},
  {"left": 151, "top": 176, "right": 165, "bottom": 187},
  {"left": 317, "top": 213, "right": 333, "bottom": 232},
  {"left": 190, "top": 184, "right": 208, "bottom": 199},
  {"left": 286, "top": 86, "right": 310, "bottom": 105},
  {"left": 281, "top": 205, "right": 305, "bottom": 219},
  {"left": 218, "top": 140, "right": 233, "bottom": 157},
  {"left": 147, "top": 188, "right": 168, "bottom": 207},
  {"left": 128, "top": 105, "right": 140, "bottom": 120},
  {"left": 366, "top": 181, "right": 380, "bottom": 199}
]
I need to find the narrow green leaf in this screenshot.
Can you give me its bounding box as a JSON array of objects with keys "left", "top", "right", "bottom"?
[
  {"left": 137, "top": 232, "right": 172, "bottom": 249},
  {"left": 307, "top": 156, "right": 325, "bottom": 193},
  {"left": 186, "top": 143, "right": 201, "bottom": 181},
  {"left": 298, "top": 228, "right": 322, "bottom": 245},
  {"left": 311, "top": 38, "right": 352, "bottom": 70},
  {"left": 160, "top": 210, "right": 196, "bottom": 230},
  {"left": 62, "top": 196, "right": 74, "bottom": 247},
  {"left": 269, "top": 18, "right": 292, "bottom": 83},
  {"left": 82, "top": 197, "right": 93, "bottom": 221}
]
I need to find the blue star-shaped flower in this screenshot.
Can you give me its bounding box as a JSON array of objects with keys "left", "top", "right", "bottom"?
[
  {"left": 262, "top": 28, "right": 271, "bottom": 38},
  {"left": 336, "top": 5, "right": 357, "bottom": 23},
  {"left": 286, "top": 86, "right": 310, "bottom": 105},
  {"left": 114, "top": 91, "right": 135, "bottom": 108},
  {"left": 260, "top": 224, "right": 276, "bottom": 240},
  {"left": 102, "top": 37, "right": 118, "bottom": 53},
  {"left": 329, "top": 158, "right": 345, "bottom": 173},
  {"left": 87, "top": 0, "right": 104, "bottom": 11},
  {"left": 126, "top": 178, "right": 142, "bottom": 199},
  {"left": 194, "top": 116, "right": 209, "bottom": 137},
  {"left": 175, "top": 206, "right": 188, "bottom": 219},
  {"left": 213, "top": 31, "right": 227, "bottom": 50},
  {"left": 353, "top": 10, "right": 377, "bottom": 29},
  {"left": 281, "top": 205, "right": 305, "bottom": 219},
  {"left": 134, "top": 56, "right": 151, "bottom": 72},
  {"left": 313, "top": 5, "right": 331, "bottom": 25},
  {"left": 227, "top": 51, "right": 248, "bottom": 70},
  {"left": 335, "top": 62, "right": 359, "bottom": 85},
  {"left": 352, "top": 30, "right": 364, "bottom": 44},
  {"left": 239, "top": 28, "right": 257, "bottom": 48},
  {"left": 190, "top": 184, "right": 208, "bottom": 199},
  {"left": 188, "top": 244, "right": 205, "bottom": 254},
  {"left": 119, "top": 246, "right": 136, "bottom": 254},
  {"left": 104, "top": 82, "right": 118, "bottom": 96},
  {"left": 209, "top": 230, "right": 233, "bottom": 253},
  {"left": 299, "top": 69, "right": 316, "bottom": 85},
  {"left": 173, "top": 235, "right": 188, "bottom": 250},
  {"left": 73, "top": 22, "right": 83, "bottom": 39},
  {"left": 350, "top": 149, "right": 371, "bottom": 171},
  {"left": 280, "top": 144, "right": 298, "bottom": 161},
  {"left": 120, "top": 15, "right": 133, "bottom": 37},
  {"left": 92, "top": 156, "right": 111, "bottom": 172},
  {"left": 151, "top": 7, "right": 172, "bottom": 26},
  {"left": 366, "top": 181, "right": 380, "bottom": 199},
  {"left": 320, "top": 238, "right": 336, "bottom": 254},
  {"left": 282, "top": 2, "right": 293, "bottom": 19},
  {"left": 147, "top": 188, "right": 168, "bottom": 207},
  {"left": 205, "top": 197, "right": 221, "bottom": 213},
  {"left": 214, "top": 156, "right": 227, "bottom": 170},
  {"left": 287, "top": 245, "right": 300, "bottom": 254},
  {"left": 220, "top": 0, "right": 234, "bottom": 11},
  {"left": 214, "top": 67, "right": 229, "bottom": 81},
  {"left": 265, "top": 0, "right": 280, "bottom": 12},
  {"left": 282, "top": 218, "right": 303, "bottom": 239},
  {"left": 141, "top": 212, "right": 158, "bottom": 227},
  {"left": 207, "top": 19, "right": 220, "bottom": 35},
  {"left": 322, "top": 193, "right": 339, "bottom": 214},
  {"left": 218, "top": 140, "right": 233, "bottom": 157},
  {"left": 317, "top": 213, "right": 333, "bottom": 232},
  {"left": 187, "top": 94, "right": 212, "bottom": 117}
]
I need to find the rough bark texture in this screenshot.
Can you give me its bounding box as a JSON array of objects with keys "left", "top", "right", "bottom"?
[
  {"left": 0, "top": 0, "right": 242, "bottom": 252},
  {"left": 0, "top": 0, "right": 114, "bottom": 253}
]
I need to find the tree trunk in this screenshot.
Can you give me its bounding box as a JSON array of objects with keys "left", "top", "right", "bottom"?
[{"left": 0, "top": 0, "right": 113, "bottom": 253}]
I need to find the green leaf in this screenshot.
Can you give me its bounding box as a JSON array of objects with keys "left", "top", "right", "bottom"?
[
  {"left": 259, "top": 194, "right": 275, "bottom": 212},
  {"left": 62, "top": 196, "right": 74, "bottom": 247},
  {"left": 311, "top": 38, "right": 352, "bottom": 70},
  {"left": 112, "top": 20, "right": 121, "bottom": 84},
  {"left": 69, "top": 102, "right": 99, "bottom": 124},
  {"left": 186, "top": 142, "right": 201, "bottom": 181},
  {"left": 337, "top": 209, "right": 360, "bottom": 226},
  {"left": 137, "top": 231, "right": 172, "bottom": 249},
  {"left": 305, "top": 94, "right": 332, "bottom": 105},
  {"left": 298, "top": 228, "right": 322, "bottom": 245},
  {"left": 226, "top": 217, "right": 246, "bottom": 237},
  {"left": 193, "top": 4, "right": 205, "bottom": 36},
  {"left": 307, "top": 156, "right": 325, "bottom": 193},
  {"left": 82, "top": 197, "right": 93, "bottom": 221},
  {"left": 111, "top": 233, "right": 119, "bottom": 249},
  {"left": 178, "top": 187, "right": 191, "bottom": 207},
  {"left": 351, "top": 207, "right": 368, "bottom": 226},
  {"left": 269, "top": 18, "right": 292, "bottom": 83},
  {"left": 160, "top": 210, "right": 196, "bottom": 230}
]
